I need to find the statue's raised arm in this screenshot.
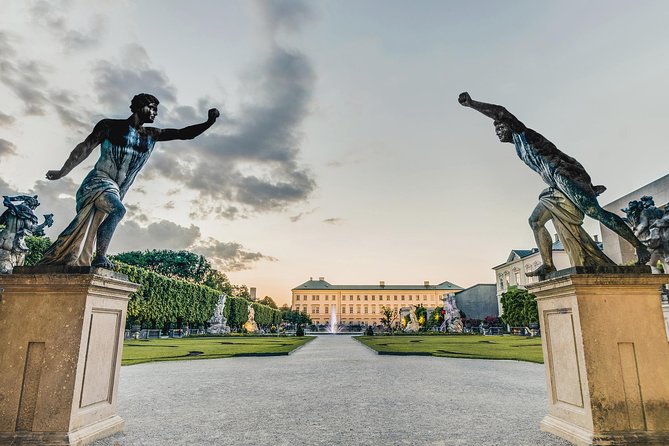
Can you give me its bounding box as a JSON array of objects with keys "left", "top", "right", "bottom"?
[{"left": 458, "top": 92, "right": 525, "bottom": 134}]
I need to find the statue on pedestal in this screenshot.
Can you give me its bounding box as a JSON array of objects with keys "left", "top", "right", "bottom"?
[
  {"left": 207, "top": 294, "right": 230, "bottom": 334},
  {"left": 459, "top": 92, "right": 648, "bottom": 279},
  {"left": 243, "top": 304, "right": 259, "bottom": 333},
  {"left": 404, "top": 306, "right": 420, "bottom": 332},
  {"left": 441, "top": 293, "right": 463, "bottom": 333},
  {"left": 40, "top": 93, "right": 220, "bottom": 268},
  {"left": 0, "top": 195, "right": 53, "bottom": 273}
]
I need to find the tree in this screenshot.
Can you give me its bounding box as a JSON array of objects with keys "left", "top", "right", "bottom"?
[
  {"left": 281, "top": 308, "right": 311, "bottom": 326},
  {"left": 232, "top": 284, "right": 251, "bottom": 300},
  {"left": 380, "top": 306, "right": 398, "bottom": 333},
  {"left": 500, "top": 286, "right": 539, "bottom": 327},
  {"left": 25, "top": 235, "right": 52, "bottom": 266},
  {"left": 111, "top": 249, "right": 233, "bottom": 294},
  {"left": 258, "top": 296, "right": 278, "bottom": 309}
]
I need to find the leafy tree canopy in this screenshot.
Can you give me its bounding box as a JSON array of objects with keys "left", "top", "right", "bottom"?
[
  {"left": 111, "top": 249, "right": 232, "bottom": 294},
  {"left": 258, "top": 295, "right": 278, "bottom": 309}
]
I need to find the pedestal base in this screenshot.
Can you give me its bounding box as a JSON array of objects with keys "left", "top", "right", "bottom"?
[
  {"left": 0, "top": 271, "right": 139, "bottom": 446},
  {"left": 528, "top": 272, "right": 669, "bottom": 445}
]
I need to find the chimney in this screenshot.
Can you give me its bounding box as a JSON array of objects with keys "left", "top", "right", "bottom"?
[
  {"left": 319, "top": 276, "right": 325, "bottom": 281},
  {"left": 594, "top": 234, "right": 599, "bottom": 243},
  {"left": 380, "top": 280, "right": 385, "bottom": 288},
  {"left": 554, "top": 233, "right": 559, "bottom": 243},
  {"left": 424, "top": 280, "right": 430, "bottom": 288},
  {"left": 250, "top": 287, "right": 257, "bottom": 301}
]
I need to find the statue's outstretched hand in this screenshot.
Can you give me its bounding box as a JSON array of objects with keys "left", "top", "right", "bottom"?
[
  {"left": 208, "top": 108, "right": 220, "bottom": 122},
  {"left": 46, "top": 170, "right": 62, "bottom": 180},
  {"left": 458, "top": 92, "right": 472, "bottom": 106}
]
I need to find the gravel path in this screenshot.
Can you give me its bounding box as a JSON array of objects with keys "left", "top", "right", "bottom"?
[{"left": 93, "top": 335, "right": 570, "bottom": 446}]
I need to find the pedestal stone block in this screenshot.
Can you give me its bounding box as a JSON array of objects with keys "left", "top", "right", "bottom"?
[
  {"left": 0, "top": 270, "right": 139, "bottom": 445},
  {"left": 528, "top": 272, "right": 669, "bottom": 445}
]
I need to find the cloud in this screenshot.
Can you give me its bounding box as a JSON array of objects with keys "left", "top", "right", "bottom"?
[
  {"left": 192, "top": 238, "right": 277, "bottom": 271},
  {"left": 258, "top": 0, "right": 314, "bottom": 34},
  {"left": 0, "top": 111, "right": 16, "bottom": 127},
  {"left": 0, "top": 139, "right": 17, "bottom": 159},
  {"left": 323, "top": 217, "right": 343, "bottom": 225},
  {"left": 109, "top": 219, "right": 201, "bottom": 254},
  {"left": 24, "top": 178, "right": 78, "bottom": 237},
  {"left": 92, "top": 44, "right": 177, "bottom": 114},
  {"left": 29, "top": 0, "right": 106, "bottom": 51},
  {"left": 0, "top": 30, "right": 92, "bottom": 130},
  {"left": 147, "top": 45, "right": 317, "bottom": 219}
]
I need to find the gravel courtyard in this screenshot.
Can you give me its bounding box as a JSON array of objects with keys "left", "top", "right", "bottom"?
[{"left": 93, "top": 335, "right": 570, "bottom": 446}]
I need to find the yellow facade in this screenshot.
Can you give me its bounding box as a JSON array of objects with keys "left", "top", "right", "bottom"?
[{"left": 291, "top": 277, "right": 463, "bottom": 325}]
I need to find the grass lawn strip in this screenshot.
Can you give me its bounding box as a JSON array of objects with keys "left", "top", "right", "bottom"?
[
  {"left": 122, "top": 336, "right": 315, "bottom": 366},
  {"left": 355, "top": 335, "right": 544, "bottom": 364}
]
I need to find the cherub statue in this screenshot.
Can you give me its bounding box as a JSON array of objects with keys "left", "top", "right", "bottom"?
[{"left": 0, "top": 195, "right": 54, "bottom": 273}]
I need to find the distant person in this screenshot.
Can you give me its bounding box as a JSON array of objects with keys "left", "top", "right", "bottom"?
[{"left": 41, "top": 93, "right": 219, "bottom": 268}]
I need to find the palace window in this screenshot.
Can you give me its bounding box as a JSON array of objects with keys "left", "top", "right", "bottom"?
[
  {"left": 364, "top": 307, "right": 368, "bottom": 314},
  {"left": 364, "top": 295, "right": 368, "bottom": 300},
  {"left": 325, "top": 295, "right": 329, "bottom": 301},
  {"left": 371, "top": 296, "right": 375, "bottom": 301},
  {"left": 394, "top": 296, "right": 398, "bottom": 301},
  {"left": 408, "top": 296, "right": 412, "bottom": 301},
  {"left": 349, "top": 306, "right": 354, "bottom": 313},
  {"left": 296, "top": 296, "right": 300, "bottom": 301}
]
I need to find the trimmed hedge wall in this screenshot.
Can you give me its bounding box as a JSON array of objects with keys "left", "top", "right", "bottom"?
[{"left": 115, "top": 262, "right": 280, "bottom": 331}]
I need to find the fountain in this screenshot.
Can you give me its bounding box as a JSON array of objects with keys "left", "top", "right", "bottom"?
[{"left": 326, "top": 305, "right": 341, "bottom": 334}]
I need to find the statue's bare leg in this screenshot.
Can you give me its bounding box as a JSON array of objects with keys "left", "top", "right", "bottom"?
[
  {"left": 92, "top": 192, "right": 126, "bottom": 268},
  {"left": 527, "top": 202, "right": 557, "bottom": 278}
]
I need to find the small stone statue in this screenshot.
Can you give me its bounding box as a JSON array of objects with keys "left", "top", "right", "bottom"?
[
  {"left": 243, "top": 304, "right": 259, "bottom": 333},
  {"left": 458, "top": 92, "right": 648, "bottom": 278},
  {"left": 404, "top": 306, "right": 420, "bottom": 332},
  {"left": 40, "top": 93, "right": 220, "bottom": 268},
  {"left": 441, "top": 293, "right": 463, "bottom": 333},
  {"left": 207, "top": 294, "right": 230, "bottom": 334},
  {"left": 623, "top": 196, "right": 669, "bottom": 273},
  {"left": 0, "top": 195, "right": 54, "bottom": 273}
]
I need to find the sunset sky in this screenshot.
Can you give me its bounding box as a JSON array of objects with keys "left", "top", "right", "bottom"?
[{"left": 2, "top": 0, "right": 669, "bottom": 305}]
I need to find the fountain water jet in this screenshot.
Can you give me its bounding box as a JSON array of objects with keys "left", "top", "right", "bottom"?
[{"left": 327, "top": 305, "right": 341, "bottom": 334}]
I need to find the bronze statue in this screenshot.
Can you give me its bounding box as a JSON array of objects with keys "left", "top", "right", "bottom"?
[
  {"left": 0, "top": 195, "right": 53, "bottom": 273},
  {"left": 458, "top": 92, "right": 649, "bottom": 277},
  {"left": 41, "top": 93, "right": 220, "bottom": 268}
]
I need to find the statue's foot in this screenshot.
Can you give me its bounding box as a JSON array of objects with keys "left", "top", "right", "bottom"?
[
  {"left": 92, "top": 255, "right": 114, "bottom": 269},
  {"left": 636, "top": 245, "right": 651, "bottom": 265},
  {"left": 526, "top": 264, "right": 557, "bottom": 280}
]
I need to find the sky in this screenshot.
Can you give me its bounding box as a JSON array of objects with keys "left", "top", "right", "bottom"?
[{"left": 1, "top": 0, "right": 669, "bottom": 306}]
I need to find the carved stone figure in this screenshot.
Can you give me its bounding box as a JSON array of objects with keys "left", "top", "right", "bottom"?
[
  {"left": 207, "top": 294, "right": 230, "bottom": 334},
  {"left": 623, "top": 196, "right": 669, "bottom": 273},
  {"left": 0, "top": 195, "right": 53, "bottom": 273},
  {"left": 440, "top": 293, "right": 463, "bottom": 333},
  {"left": 404, "top": 306, "right": 420, "bottom": 332},
  {"left": 459, "top": 92, "right": 648, "bottom": 278},
  {"left": 243, "top": 304, "right": 259, "bottom": 333},
  {"left": 40, "top": 94, "right": 220, "bottom": 268}
]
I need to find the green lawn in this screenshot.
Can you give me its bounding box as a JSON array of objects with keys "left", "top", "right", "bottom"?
[
  {"left": 122, "top": 336, "right": 315, "bottom": 366},
  {"left": 356, "top": 335, "right": 544, "bottom": 363}
]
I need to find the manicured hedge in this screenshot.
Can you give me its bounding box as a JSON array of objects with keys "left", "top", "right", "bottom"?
[{"left": 115, "top": 262, "right": 281, "bottom": 331}]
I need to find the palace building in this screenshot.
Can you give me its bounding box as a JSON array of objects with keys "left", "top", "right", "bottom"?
[{"left": 291, "top": 277, "right": 463, "bottom": 325}]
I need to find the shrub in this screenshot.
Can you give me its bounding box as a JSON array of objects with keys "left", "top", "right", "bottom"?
[
  {"left": 296, "top": 326, "right": 305, "bottom": 337},
  {"left": 365, "top": 326, "right": 374, "bottom": 336}
]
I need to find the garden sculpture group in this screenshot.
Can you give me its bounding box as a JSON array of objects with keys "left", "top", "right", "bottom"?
[
  {"left": 404, "top": 306, "right": 420, "bottom": 332},
  {"left": 207, "top": 294, "right": 230, "bottom": 334},
  {"left": 622, "top": 195, "right": 669, "bottom": 273},
  {"left": 459, "top": 92, "right": 649, "bottom": 278},
  {"left": 40, "top": 93, "right": 219, "bottom": 269},
  {"left": 440, "top": 293, "right": 463, "bottom": 333},
  {"left": 0, "top": 195, "right": 53, "bottom": 274}
]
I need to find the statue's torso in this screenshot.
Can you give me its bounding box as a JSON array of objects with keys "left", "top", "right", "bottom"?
[{"left": 85, "top": 120, "right": 156, "bottom": 198}]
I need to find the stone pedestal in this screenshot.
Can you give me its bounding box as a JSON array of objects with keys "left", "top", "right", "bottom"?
[
  {"left": 0, "top": 269, "right": 139, "bottom": 445},
  {"left": 528, "top": 271, "right": 669, "bottom": 445}
]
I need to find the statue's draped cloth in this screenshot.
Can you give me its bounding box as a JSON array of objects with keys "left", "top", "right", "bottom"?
[
  {"left": 538, "top": 187, "right": 614, "bottom": 267},
  {"left": 41, "top": 133, "right": 155, "bottom": 265}
]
